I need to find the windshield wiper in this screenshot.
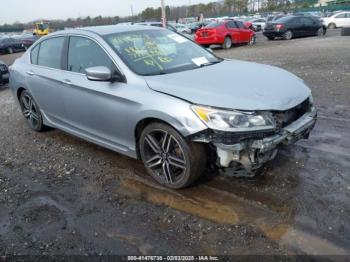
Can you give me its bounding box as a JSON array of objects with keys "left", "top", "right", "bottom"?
[
  {"left": 198, "top": 60, "right": 222, "bottom": 68},
  {"left": 143, "top": 71, "right": 168, "bottom": 76}
]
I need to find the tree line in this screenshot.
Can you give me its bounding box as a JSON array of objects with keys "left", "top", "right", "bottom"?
[{"left": 0, "top": 0, "right": 319, "bottom": 32}]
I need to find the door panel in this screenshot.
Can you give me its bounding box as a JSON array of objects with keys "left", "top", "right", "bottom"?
[
  {"left": 61, "top": 74, "right": 134, "bottom": 149},
  {"left": 292, "top": 18, "right": 303, "bottom": 36},
  {"left": 334, "top": 13, "right": 347, "bottom": 27},
  {"left": 236, "top": 21, "right": 251, "bottom": 42},
  {"left": 26, "top": 36, "right": 66, "bottom": 122},
  {"left": 226, "top": 21, "right": 241, "bottom": 43},
  {"left": 61, "top": 36, "right": 134, "bottom": 149}
]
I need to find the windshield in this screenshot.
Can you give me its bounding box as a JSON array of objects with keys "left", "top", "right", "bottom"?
[{"left": 105, "top": 29, "right": 222, "bottom": 76}]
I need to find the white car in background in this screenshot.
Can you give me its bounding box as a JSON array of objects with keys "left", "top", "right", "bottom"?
[
  {"left": 322, "top": 11, "right": 350, "bottom": 29},
  {"left": 250, "top": 18, "right": 267, "bottom": 31},
  {"left": 173, "top": 23, "right": 192, "bottom": 34}
]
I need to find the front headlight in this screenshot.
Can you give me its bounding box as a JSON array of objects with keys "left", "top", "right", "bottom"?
[
  {"left": 309, "top": 94, "right": 314, "bottom": 106},
  {"left": 191, "top": 105, "right": 276, "bottom": 132}
]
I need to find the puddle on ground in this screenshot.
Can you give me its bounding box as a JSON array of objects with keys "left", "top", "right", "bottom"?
[
  {"left": 118, "top": 176, "right": 349, "bottom": 255},
  {"left": 119, "top": 177, "right": 288, "bottom": 241}
]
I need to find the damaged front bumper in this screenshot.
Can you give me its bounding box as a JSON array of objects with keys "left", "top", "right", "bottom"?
[{"left": 195, "top": 107, "right": 317, "bottom": 174}]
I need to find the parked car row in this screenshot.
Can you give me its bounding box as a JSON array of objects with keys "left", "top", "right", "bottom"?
[
  {"left": 0, "top": 34, "right": 39, "bottom": 55},
  {"left": 0, "top": 60, "right": 9, "bottom": 85}
]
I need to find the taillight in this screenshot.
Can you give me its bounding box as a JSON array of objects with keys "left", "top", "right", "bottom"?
[{"left": 275, "top": 24, "right": 284, "bottom": 30}]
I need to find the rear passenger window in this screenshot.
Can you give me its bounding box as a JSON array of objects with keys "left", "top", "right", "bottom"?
[
  {"left": 30, "top": 44, "right": 40, "bottom": 65},
  {"left": 335, "top": 13, "right": 346, "bottom": 18},
  {"left": 68, "top": 36, "right": 115, "bottom": 74},
  {"left": 227, "top": 21, "right": 237, "bottom": 29},
  {"left": 37, "top": 37, "right": 65, "bottom": 69},
  {"left": 235, "top": 21, "right": 245, "bottom": 29}
]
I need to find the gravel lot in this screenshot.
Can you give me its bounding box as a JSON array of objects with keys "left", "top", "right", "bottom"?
[{"left": 0, "top": 30, "right": 350, "bottom": 256}]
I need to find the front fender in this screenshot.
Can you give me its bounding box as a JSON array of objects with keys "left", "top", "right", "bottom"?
[{"left": 135, "top": 108, "right": 207, "bottom": 138}]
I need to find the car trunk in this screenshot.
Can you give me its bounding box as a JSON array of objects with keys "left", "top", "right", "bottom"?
[{"left": 197, "top": 27, "right": 218, "bottom": 38}]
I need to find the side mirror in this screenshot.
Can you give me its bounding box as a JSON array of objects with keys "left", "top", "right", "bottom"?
[{"left": 85, "top": 66, "right": 112, "bottom": 81}]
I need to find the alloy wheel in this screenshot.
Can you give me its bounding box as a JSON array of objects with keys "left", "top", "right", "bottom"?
[
  {"left": 142, "top": 129, "right": 187, "bottom": 185},
  {"left": 20, "top": 92, "right": 41, "bottom": 130},
  {"left": 284, "top": 30, "right": 293, "bottom": 40},
  {"left": 223, "top": 37, "right": 232, "bottom": 49},
  {"left": 249, "top": 35, "right": 256, "bottom": 45}
]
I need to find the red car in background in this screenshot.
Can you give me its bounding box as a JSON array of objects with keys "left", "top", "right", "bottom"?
[{"left": 195, "top": 20, "right": 255, "bottom": 49}]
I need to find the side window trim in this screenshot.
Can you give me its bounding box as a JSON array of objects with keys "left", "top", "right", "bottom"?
[
  {"left": 65, "top": 34, "right": 123, "bottom": 78},
  {"left": 30, "top": 35, "right": 67, "bottom": 71},
  {"left": 30, "top": 43, "right": 41, "bottom": 65},
  {"left": 62, "top": 36, "right": 70, "bottom": 71}
]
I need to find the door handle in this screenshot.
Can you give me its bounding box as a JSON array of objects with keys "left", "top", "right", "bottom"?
[
  {"left": 26, "top": 70, "right": 35, "bottom": 76},
  {"left": 62, "top": 79, "right": 72, "bottom": 86}
]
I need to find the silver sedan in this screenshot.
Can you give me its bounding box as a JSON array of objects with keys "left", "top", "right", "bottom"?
[{"left": 9, "top": 25, "right": 317, "bottom": 188}]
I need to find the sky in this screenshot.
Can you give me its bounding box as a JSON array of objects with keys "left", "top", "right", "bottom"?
[{"left": 0, "top": 0, "right": 216, "bottom": 24}]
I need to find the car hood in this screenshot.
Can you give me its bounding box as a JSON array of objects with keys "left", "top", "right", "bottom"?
[{"left": 144, "top": 60, "right": 311, "bottom": 111}]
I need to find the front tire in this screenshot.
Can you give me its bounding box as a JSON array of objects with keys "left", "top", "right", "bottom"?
[
  {"left": 8, "top": 47, "right": 13, "bottom": 54},
  {"left": 328, "top": 23, "right": 336, "bottom": 29},
  {"left": 317, "top": 27, "right": 325, "bottom": 36},
  {"left": 19, "top": 90, "right": 45, "bottom": 132},
  {"left": 222, "top": 37, "right": 232, "bottom": 49},
  {"left": 248, "top": 35, "right": 256, "bottom": 45},
  {"left": 139, "top": 122, "right": 206, "bottom": 189}
]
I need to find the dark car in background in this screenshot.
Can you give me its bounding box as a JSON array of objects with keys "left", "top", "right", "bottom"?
[
  {"left": 17, "top": 34, "right": 39, "bottom": 48},
  {"left": 189, "top": 21, "right": 209, "bottom": 34},
  {"left": 263, "top": 15, "right": 326, "bottom": 40},
  {"left": 0, "top": 60, "right": 9, "bottom": 85},
  {"left": 266, "top": 14, "right": 285, "bottom": 23},
  {"left": 0, "top": 38, "right": 28, "bottom": 54}
]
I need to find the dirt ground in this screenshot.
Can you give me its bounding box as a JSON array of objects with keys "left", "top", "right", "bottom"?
[{"left": 0, "top": 30, "right": 349, "bottom": 256}]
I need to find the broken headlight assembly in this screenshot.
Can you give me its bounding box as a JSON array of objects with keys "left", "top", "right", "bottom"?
[{"left": 191, "top": 105, "right": 276, "bottom": 132}]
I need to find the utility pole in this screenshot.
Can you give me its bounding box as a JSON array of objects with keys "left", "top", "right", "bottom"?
[
  {"left": 130, "top": 5, "right": 134, "bottom": 22},
  {"left": 161, "top": 0, "right": 166, "bottom": 28}
]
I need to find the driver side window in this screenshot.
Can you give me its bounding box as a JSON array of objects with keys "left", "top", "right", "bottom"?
[
  {"left": 335, "top": 13, "right": 346, "bottom": 18},
  {"left": 67, "top": 36, "right": 115, "bottom": 74}
]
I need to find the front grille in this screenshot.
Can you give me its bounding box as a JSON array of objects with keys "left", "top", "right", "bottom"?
[
  {"left": 0, "top": 64, "right": 8, "bottom": 72},
  {"left": 273, "top": 98, "right": 311, "bottom": 129}
]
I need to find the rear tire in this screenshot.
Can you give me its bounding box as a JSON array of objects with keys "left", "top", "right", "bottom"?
[
  {"left": 222, "top": 37, "right": 232, "bottom": 49},
  {"left": 283, "top": 30, "right": 293, "bottom": 40},
  {"left": 139, "top": 122, "right": 206, "bottom": 189},
  {"left": 267, "top": 36, "right": 274, "bottom": 40},
  {"left": 19, "top": 90, "right": 45, "bottom": 132}
]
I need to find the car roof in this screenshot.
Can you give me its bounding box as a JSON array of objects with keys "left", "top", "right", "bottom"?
[{"left": 52, "top": 25, "right": 162, "bottom": 37}]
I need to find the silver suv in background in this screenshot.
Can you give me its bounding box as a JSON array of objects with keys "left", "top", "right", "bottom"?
[{"left": 9, "top": 25, "right": 317, "bottom": 189}]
